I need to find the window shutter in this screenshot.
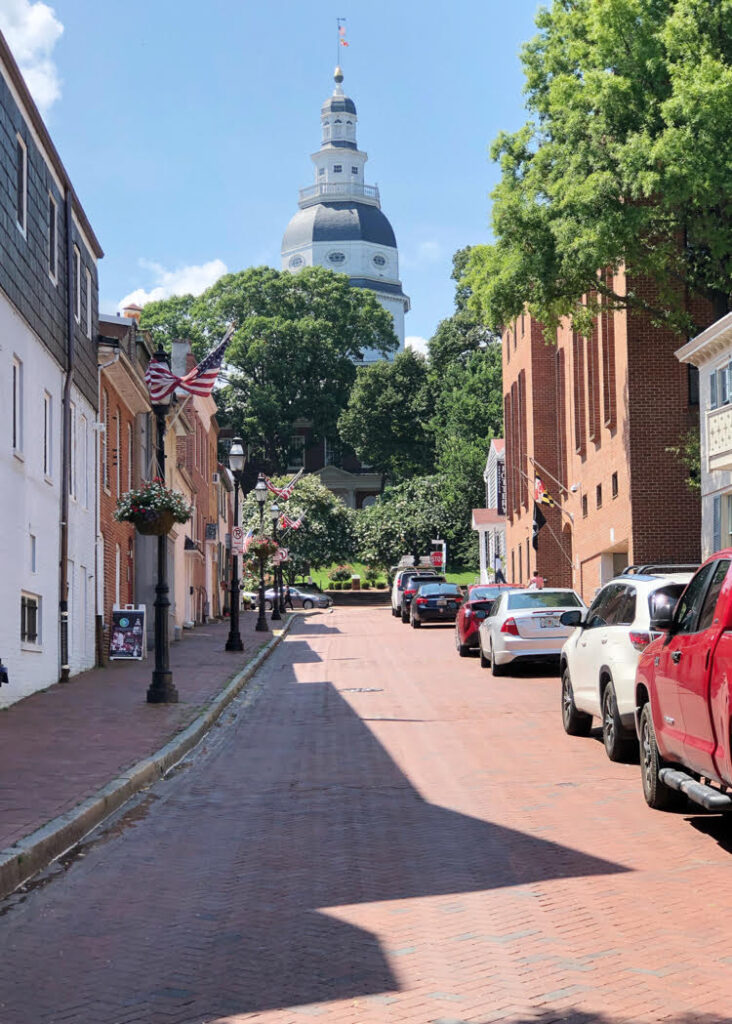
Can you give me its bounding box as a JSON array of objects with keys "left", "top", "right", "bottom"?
[
  {"left": 714, "top": 495, "right": 722, "bottom": 552},
  {"left": 711, "top": 372, "right": 718, "bottom": 409}
]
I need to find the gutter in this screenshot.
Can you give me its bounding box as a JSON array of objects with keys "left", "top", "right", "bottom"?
[{"left": 59, "top": 192, "right": 75, "bottom": 682}]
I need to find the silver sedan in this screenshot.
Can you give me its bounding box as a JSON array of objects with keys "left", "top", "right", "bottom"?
[
  {"left": 478, "top": 588, "right": 586, "bottom": 676},
  {"left": 263, "top": 586, "right": 332, "bottom": 610}
]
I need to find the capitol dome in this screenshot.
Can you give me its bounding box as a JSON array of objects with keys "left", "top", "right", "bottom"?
[{"left": 281, "top": 201, "right": 397, "bottom": 252}]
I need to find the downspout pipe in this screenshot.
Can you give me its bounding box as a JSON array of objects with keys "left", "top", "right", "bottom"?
[{"left": 59, "top": 191, "right": 75, "bottom": 682}]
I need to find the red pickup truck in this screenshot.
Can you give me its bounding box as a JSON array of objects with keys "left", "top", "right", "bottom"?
[{"left": 635, "top": 551, "right": 732, "bottom": 811}]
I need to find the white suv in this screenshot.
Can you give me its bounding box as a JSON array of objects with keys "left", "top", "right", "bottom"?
[
  {"left": 391, "top": 568, "right": 440, "bottom": 618},
  {"left": 559, "top": 566, "right": 696, "bottom": 762}
]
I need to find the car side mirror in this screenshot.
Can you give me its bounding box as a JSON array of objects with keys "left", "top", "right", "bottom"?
[
  {"left": 474, "top": 610, "right": 487, "bottom": 620},
  {"left": 560, "top": 609, "right": 584, "bottom": 628},
  {"left": 650, "top": 605, "right": 674, "bottom": 632}
]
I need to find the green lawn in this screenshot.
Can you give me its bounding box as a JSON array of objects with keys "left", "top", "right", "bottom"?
[{"left": 297, "top": 563, "right": 480, "bottom": 590}]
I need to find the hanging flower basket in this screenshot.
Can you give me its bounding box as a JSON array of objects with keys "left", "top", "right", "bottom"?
[
  {"left": 115, "top": 480, "right": 193, "bottom": 536},
  {"left": 249, "top": 536, "right": 278, "bottom": 561}
]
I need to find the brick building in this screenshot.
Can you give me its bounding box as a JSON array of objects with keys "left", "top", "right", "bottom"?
[
  {"left": 96, "top": 310, "right": 153, "bottom": 657},
  {"left": 503, "top": 270, "right": 703, "bottom": 601}
]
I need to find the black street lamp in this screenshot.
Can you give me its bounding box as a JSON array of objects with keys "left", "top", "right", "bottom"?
[
  {"left": 147, "top": 350, "right": 178, "bottom": 704},
  {"left": 254, "top": 473, "right": 269, "bottom": 632},
  {"left": 270, "top": 501, "right": 282, "bottom": 622},
  {"left": 225, "top": 437, "right": 246, "bottom": 652}
]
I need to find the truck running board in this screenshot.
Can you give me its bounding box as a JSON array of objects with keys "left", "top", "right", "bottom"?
[{"left": 659, "top": 769, "right": 732, "bottom": 811}]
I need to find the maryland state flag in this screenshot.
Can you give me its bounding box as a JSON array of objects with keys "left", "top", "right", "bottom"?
[
  {"left": 532, "top": 503, "right": 546, "bottom": 551},
  {"left": 534, "top": 476, "right": 557, "bottom": 508}
]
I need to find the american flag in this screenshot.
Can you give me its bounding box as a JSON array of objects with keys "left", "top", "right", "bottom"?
[
  {"left": 144, "top": 326, "right": 235, "bottom": 403},
  {"left": 279, "top": 513, "right": 303, "bottom": 530},
  {"left": 242, "top": 528, "right": 255, "bottom": 553},
  {"left": 265, "top": 467, "right": 303, "bottom": 501}
]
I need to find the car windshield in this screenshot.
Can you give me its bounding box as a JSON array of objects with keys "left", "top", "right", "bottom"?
[
  {"left": 418, "top": 583, "right": 461, "bottom": 596},
  {"left": 508, "top": 591, "right": 582, "bottom": 609},
  {"left": 469, "top": 587, "right": 501, "bottom": 600},
  {"left": 407, "top": 575, "right": 444, "bottom": 587}
]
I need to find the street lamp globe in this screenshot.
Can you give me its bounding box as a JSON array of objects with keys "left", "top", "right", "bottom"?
[
  {"left": 255, "top": 474, "right": 267, "bottom": 506},
  {"left": 270, "top": 501, "right": 280, "bottom": 526},
  {"left": 229, "top": 437, "right": 246, "bottom": 475}
]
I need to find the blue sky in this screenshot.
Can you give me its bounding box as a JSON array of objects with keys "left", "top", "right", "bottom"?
[{"left": 0, "top": 0, "right": 544, "bottom": 347}]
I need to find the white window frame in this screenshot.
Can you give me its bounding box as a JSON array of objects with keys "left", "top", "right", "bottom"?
[
  {"left": 73, "top": 245, "right": 81, "bottom": 323},
  {"left": 43, "top": 391, "right": 52, "bottom": 478},
  {"left": 48, "top": 192, "right": 58, "bottom": 281},
  {"left": 115, "top": 411, "right": 121, "bottom": 497},
  {"left": 85, "top": 266, "right": 92, "bottom": 338},
  {"left": 101, "top": 389, "right": 109, "bottom": 492},
  {"left": 12, "top": 357, "right": 23, "bottom": 456},
  {"left": 20, "top": 591, "right": 42, "bottom": 649},
  {"left": 69, "top": 401, "right": 77, "bottom": 499},
  {"left": 16, "top": 135, "right": 27, "bottom": 236},
  {"left": 287, "top": 435, "right": 305, "bottom": 472},
  {"left": 333, "top": 164, "right": 343, "bottom": 173}
]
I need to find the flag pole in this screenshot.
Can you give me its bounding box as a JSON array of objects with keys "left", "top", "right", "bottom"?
[{"left": 517, "top": 466, "right": 574, "bottom": 523}]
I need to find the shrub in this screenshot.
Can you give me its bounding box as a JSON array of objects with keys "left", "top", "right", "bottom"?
[
  {"left": 343, "top": 582, "right": 352, "bottom": 590},
  {"left": 329, "top": 564, "right": 353, "bottom": 583},
  {"left": 376, "top": 582, "right": 387, "bottom": 589},
  {"left": 333, "top": 581, "right": 342, "bottom": 590}
]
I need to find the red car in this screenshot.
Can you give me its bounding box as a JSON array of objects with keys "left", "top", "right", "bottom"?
[{"left": 454, "top": 584, "right": 518, "bottom": 657}]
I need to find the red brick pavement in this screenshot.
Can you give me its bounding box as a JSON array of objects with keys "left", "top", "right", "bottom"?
[
  {"left": 2, "top": 608, "right": 732, "bottom": 1024},
  {"left": 0, "top": 614, "right": 271, "bottom": 850}
]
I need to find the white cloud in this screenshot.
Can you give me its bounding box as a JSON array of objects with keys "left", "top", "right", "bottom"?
[
  {"left": 0, "top": 0, "right": 64, "bottom": 114},
  {"left": 405, "top": 335, "right": 429, "bottom": 356},
  {"left": 117, "top": 258, "right": 228, "bottom": 311}
]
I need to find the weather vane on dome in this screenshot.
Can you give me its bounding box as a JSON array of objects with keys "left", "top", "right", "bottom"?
[{"left": 336, "top": 17, "right": 348, "bottom": 68}]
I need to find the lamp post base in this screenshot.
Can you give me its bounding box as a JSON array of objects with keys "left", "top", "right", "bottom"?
[
  {"left": 147, "top": 672, "right": 179, "bottom": 704},
  {"left": 225, "top": 633, "right": 244, "bottom": 651}
]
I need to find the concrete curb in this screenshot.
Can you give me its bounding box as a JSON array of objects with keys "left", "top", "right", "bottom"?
[{"left": 0, "top": 616, "right": 295, "bottom": 901}]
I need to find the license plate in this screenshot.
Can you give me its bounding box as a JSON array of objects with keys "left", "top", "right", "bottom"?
[
  {"left": 437, "top": 598, "right": 446, "bottom": 607},
  {"left": 540, "top": 617, "right": 558, "bottom": 628}
]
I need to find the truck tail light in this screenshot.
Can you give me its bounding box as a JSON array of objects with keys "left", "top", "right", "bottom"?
[
  {"left": 629, "top": 631, "right": 652, "bottom": 652},
  {"left": 404, "top": 588, "right": 416, "bottom": 597},
  {"left": 501, "top": 617, "right": 519, "bottom": 636}
]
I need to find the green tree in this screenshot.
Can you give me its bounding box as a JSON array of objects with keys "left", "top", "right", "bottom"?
[
  {"left": 337, "top": 349, "right": 436, "bottom": 482},
  {"left": 464, "top": 0, "right": 732, "bottom": 336},
  {"left": 355, "top": 475, "right": 453, "bottom": 570},
  {"left": 140, "top": 266, "right": 397, "bottom": 468},
  {"left": 237, "top": 473, "right": 356, "bottom": 582}
]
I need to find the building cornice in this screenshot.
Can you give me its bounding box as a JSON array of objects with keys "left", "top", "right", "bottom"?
[{"left": 676, "top": 313, "right": 732, "bottom": 366}]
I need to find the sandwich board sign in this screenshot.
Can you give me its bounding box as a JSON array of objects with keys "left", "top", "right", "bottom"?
[{"left": 110, "top": 605, "right": 146, "bottom": 660}]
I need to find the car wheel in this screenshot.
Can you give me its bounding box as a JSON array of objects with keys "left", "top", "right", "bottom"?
[
  {"left": 561, "top": 666, "right": 592, "bottom": 736},
  {"left": 602, "top": 682, "right": 636, "bottom": 763},
  {"left": 479, "top": 640, "right": 490, "bottom": 668},
  {"left": 265, "top": 600, "right": 273, "bottom": 611},
  {"left": 392, "top": 606, "right": 400, "bottom": 617},
  {"left": 303, "top": 599, "right": 313, "bottom": 610},
  {"left": 639, "top": 704, "right": 684, "bottom": 810},
  {"left": 401, "top": 608, "right": 409, "bottom": 623},
  {"left": 490, "top": 643, "right": 506, "bottom": 677},
  {"left": 455, "top": 629, "right": 470, "bottom": 657},
  {"left": 411, "top": 615, "right": 421, "bottom": 628}
]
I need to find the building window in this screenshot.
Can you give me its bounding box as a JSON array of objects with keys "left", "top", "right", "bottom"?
[
  {"left": 43, "top": 391, "right": 52, "bottom": 477},
  {"left": 16, "top": 136, "right": 27, "bottom": 234},
  {"left": 30, "top": 534, "right": 37, "bottom": 573},
  {"left": 333, "top": 164, "right": 342, "bottom": 173},
  {"left": 373, "top": 254, "right": 386, "bottom": 267},
  {"left": 48, "top": 193, "right": 57, "bottom": 280},
  {"left": 596, "top": 483, "right": 602, "bottom": 509},
  {"left": 127, "top": 422, "right": 133, "bottom": 491},
  {"left": 102, "top": 389, "right": 109, "bottom": 491},
  {"left": 318, "top": 167, "right": 325, "bottom": 177},
  {"left": 288, "top": 435, "right": 305, "bottom": 471},
  {"left": 351, "top": 166, "right": 358, "bottom": 174},
  {"left": 601, "top": 287, "right": 617, "bottom": 429},
  {"left": 69, "top": 401, "right": 77, "bottom": 498},
  {"left": 21, "top": 593, "right": 40, "bottom": 645},
  {"left": 73, "top": 246, "right": 81, "bottom": 323},
  {"left": 518, "top": 545, "right": 523, "bottom": 585},
  {"left": 582, "top": 494, "right": 588, "bottom": 518},
  {"left": 611, "top": 472, "right": 618, "bottom": 499},
  {"left": 85, "top": 267, "right": 93, "bottom": 339},
  {"left": 12, "top": 357, "right": 23, "bottom": 454},
  {"left": 289, "top": 254, "right": 304, "bottom": 268},
  {"left": 80, "top": 415, "right": 88, "bottom": 507},
  {"left": 328, "top": 251, "right": 346, "bottom": 264},
  {"left": 115, "top": 412, "right": 121, "bottom": 496},
  {"left": 587, "top": 323, "right": 601, "bottom": 444},
  {"left": 115, "top": 544, "right": 121, "bottom": 607},
  {"left": 511, "top": 550, "right": 516, "bottom": 582},
  {"left": 572, "top": 332, "right": 586, "bottom": 455},
  {"left": 688, "top": 365, "right": 699, "bottom": 407}
]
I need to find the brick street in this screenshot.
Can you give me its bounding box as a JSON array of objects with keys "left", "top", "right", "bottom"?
[{"left": 2, "top": 607, "right": 732, "bottom": 1024}]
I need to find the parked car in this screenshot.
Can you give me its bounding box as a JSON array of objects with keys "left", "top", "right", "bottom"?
[
  {"left": 409, "top": 581, "right": 464, "bottom": 628},
  {"left": 263, "top": 586, "right": 332, "bottom": 610},
  {"left": 559, "top": 567, "right": 695, "bottom": 761},
  {"left": 455, "top": 585, "right": 521, "bottom": 656},
  {"left": 635, "top": 552, "right": 732, "bottom": 812},
  {"left": 478, "top": 588, "right": 586, "bottom": 675},
  {"left": 391, "top": 568, "right": 441, "bottom": 617}
]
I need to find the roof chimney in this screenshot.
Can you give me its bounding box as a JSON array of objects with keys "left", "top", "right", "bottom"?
[{"left": 123, "top": 303, "right": 143, "bottom": 323}]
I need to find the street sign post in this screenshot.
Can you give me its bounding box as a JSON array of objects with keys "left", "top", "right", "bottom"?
[{"left": 232, "top": 526, "right": 244, "bottom": 553}]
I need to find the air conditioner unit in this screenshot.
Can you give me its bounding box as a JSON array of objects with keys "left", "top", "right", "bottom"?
[{"left": 212, "top": 472, "right": 220, "bottom": 484}]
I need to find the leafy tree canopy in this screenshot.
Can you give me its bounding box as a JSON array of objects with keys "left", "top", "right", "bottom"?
[
  {"left": 140, "top": 266, "right": 397, "bottom": 468},
  {"left": 237, "top": 473, "right": 356, "bottom": 581},
  {"left": 464, "top": 0, "right": 732, "bottom": 336},
  {"left": 337, "top": 348, "right": 436, "bottom": 481},
  {"left": 355, "top": 476, "right": 454, "bottom": 569}
]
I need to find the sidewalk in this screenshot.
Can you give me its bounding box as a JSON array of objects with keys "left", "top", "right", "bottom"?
[{"left": 0, "top": 612, "right": 287, "bottom": 895}]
